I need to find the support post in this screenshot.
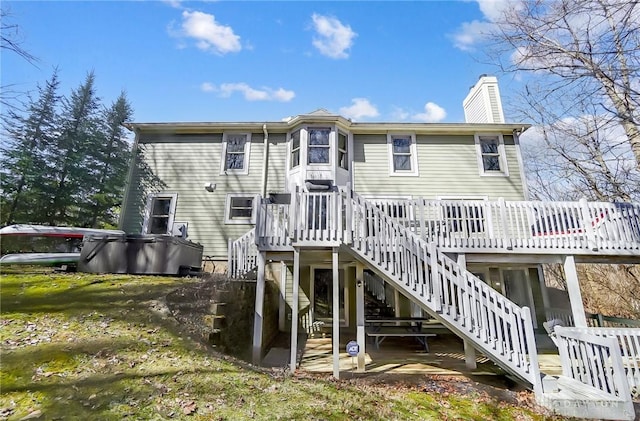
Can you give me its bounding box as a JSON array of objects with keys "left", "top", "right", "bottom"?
[
  {"left": 278, "top": 262, "right": 286, "bottom": 331},
  {"left": 356, "top": 264, "right": 366, "bottom": 372},
  {"left": 563, "top": 255, "right": 587, "bottom": 327},
  {"left": 252, "top": 252, "right": 266, "bottom": 364},
  {"left": 332, "top": 247, "right": 340, "bottom": 379},
  {"left": 290, "top": 248, "right": 300, "bottom": 372},
  {"left": 464, "top": 340, "right": 477, "bottom": 370}
]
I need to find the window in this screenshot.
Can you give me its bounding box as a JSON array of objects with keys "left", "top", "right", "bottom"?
[
  {"left": 142, "top": 193, "right": 177, "bottom": 234},
  {"left": 387, "top": 134, "right": 418, "bottom": 176},
  {"left": 290, "top": 130, "right": 300, "bottom": 169},
  {"left": 225, "top": 194, "right": 257, "bottom": 224},
  {"left": 338, "top": 132, "right": 348, "bottom": 170},
  {"left": 308, "top": 128, "right": 331, "bottom": 164},
  {"left": 220, "top": 133, "right": 251, "bottom": 175},
  {"left": 475, "top": 134, "right": 508, "bottom": 176}
]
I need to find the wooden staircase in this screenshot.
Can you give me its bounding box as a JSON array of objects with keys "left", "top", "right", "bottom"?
[{"left": 229, "top": 188, "right": 639, "bottom": 420}]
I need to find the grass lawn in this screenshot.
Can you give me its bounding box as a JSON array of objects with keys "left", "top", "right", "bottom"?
[{"left": 0, "top": 267, "right": 560, "bottom": 420}]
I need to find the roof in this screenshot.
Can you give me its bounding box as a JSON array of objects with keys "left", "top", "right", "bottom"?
[{"left": 123, "top": 109, "right": 531, "bottom": 136}]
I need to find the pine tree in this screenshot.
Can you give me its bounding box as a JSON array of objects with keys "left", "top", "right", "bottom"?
[
  {"left": 82, "top": 91, "right": 134, "bottom": 228},
  {"left": 47, "top": 71, "right": 102, "bottom": 225},
  {"left": 0, "top": 69, "right": 61, "bottom": 224}
]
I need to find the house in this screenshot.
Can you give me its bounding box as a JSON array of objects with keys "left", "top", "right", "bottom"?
[{"left": 120, "top": 77, "right": 640, "bottom": 420}]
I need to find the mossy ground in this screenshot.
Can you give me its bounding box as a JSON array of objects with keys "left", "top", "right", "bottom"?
[{"left": 1, "top": 267, "right": 562, "bottom": 420}]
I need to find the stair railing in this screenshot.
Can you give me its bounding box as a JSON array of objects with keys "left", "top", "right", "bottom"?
[
  {"left": 348, "top": 190, "right": 541, "bottom": 390},
  {"left": 227, "top": 228, "right": 257, "bottom": 278}
]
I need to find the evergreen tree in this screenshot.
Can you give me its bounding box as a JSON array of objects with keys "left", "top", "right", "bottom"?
[
  {"left": 0, "top": 69, "right": 61, "bottom": 224},
  {"left": 47, "top": 71, "right": 102, "bottom": 225},
  {"left": 81, "top": 91, "right": 134, "bottom": 228}
]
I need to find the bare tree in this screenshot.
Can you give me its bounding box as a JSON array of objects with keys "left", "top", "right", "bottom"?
[
  {"left": 1, "top": 8, "right": 38, "bottom": 110},
  {"left": 489, "top": 0, "right": 640, "bottom": 170}
]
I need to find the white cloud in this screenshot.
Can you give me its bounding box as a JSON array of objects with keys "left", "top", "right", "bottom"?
[
  {"left": 200, "top": 82, "right": 215, "bottom": 92},
  {"left": 311, "top": 13, "right": 357, "bottom": 59},
  {"left": 451, "top": 20, "right": 495, "bottom": 51},
  {"left": 412, "top": 102, "right": 447, "bottom": 123},
  {"left": 476, "top": 0, "right": 512, "bottom": 22},
  {"left": 162, "top": 0, "right": 183, "bottom": 9},
  {"left": 451, "top": 0, "right": 519, "bottom": 51},
  {"left": 390, "top": 106, "right": 410, "bottom": 121},
  {"left": 339, "top": 98, "right": 379, "bottom": 121},
  {"left": 203, "top": 82, "right": 295, "bottom": 102},
  {"left": 180, "top": 10, "right": 241, "bottom": 55}
]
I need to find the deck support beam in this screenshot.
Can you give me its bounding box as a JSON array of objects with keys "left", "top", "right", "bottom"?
[
  {"left": 332, "top": 247, "right": 340, "bottom": 379},
  {"left": 290, "top": 248, "right": 300, "bottom": 372},
  {"left": 356, "top": 263, "right": 366, "bottom": 372},
  {"left": 563, "top": 255, "right": 587, "bottom": 327},
  {"left": 252, "top": 252, "right": 266, "bottom": 365}
]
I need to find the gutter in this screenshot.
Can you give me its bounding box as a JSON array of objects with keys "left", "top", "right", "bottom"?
[{"left": 261, "top": 124, "right": 269, "bottom": 198}]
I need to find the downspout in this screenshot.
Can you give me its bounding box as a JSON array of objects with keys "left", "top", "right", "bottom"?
[
  {"left": 261, "top": 124, "right": 269, "bottom": 198},
  {"left": 513, "top": 128, "right": 530, "bottom": 201}
]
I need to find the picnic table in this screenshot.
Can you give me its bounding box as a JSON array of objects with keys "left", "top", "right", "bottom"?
[{"left": 365, "top": 317, "right": 441, "bottom": 351}]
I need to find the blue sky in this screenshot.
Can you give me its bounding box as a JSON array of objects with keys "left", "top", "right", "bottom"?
[{"left": 2, "top": 0, "right": 516, "bottom": 123}]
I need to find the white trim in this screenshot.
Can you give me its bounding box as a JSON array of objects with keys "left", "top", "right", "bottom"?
[
  {"left": 474, "top": 133, "right": 509, "bottom": 177},
  {"left": 220, "top": 132, "right": 252, "bottom": 175},
  {"left": 387, "top": 133, "right": 419, "bottom": 177},
  {"left": 141, "top": 192, "right": 178, "bottom": 234},
  {"left": 224, "top": 193, "right": 258, "bottom": 224}
]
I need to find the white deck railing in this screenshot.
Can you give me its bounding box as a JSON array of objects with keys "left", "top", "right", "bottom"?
[
  {"left": 561, "top": 327, "right": 640, "bottom": 397},
  {"left": 252, "top": 192, "right": 640, "bottom": 255},
  {"left": 554, "top": 326, "right": 635, "bottom": 404},
  {"left": 227, "top": 228, "right": 257, "bottom": 278},
  {"left": 373, "top": 198, "right": 640, "bottom": 254}
]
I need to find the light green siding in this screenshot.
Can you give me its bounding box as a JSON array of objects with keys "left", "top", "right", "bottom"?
[
  {"left": 120, "top": 133, "right": 288, "bottom": 258},
  {"left": 352, "top": 134, "right": 525, "bottom": 200}
]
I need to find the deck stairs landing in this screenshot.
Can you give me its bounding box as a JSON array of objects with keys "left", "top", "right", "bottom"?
[{"left": 229, "top": 189, "right": 639, "bottom": 420}]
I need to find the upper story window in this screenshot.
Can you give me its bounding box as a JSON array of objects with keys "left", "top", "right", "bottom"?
[
  {"left": 387, "top": 133, "right": 419, "bottom": 176},
  {"left": 308, "top": 128, "right": 331, "bottom": 164},
  {"left": 221, "top": 133, "right": 251, "bottom": 175},
  {"left": 142, "top": 193, "right": 177, "bottom": 234},
  {"left": 475, "top": 134, "right": 508, "bottom": 176},
  {"left": 290, "top": 130, "right": 301, "bottom": 169},
  {"left": 338, "top": 132, "right": 348, "bottom": 170}
]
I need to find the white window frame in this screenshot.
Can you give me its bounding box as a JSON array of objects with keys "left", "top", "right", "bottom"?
[
  {"left": 224, "top": 193, "right": 258, "bottom": 224},
  {"left": 220, "top": 132, "right": 252, "bottom": 175},
  {"left": 307, "top": 127, "right": 332, "bottom": 165},
  {"left": 475, "top": 133, "right": 508, "bottom": 177},
  {"left": 337, "top": 131, "right": 349, "bottom": 170},
  {"left": 387, "top": 133, "right": 419, "bottom": 176},
  {"left": 289, "top": 129, "right": 301, "bottom": 169},
  {"left": 142, "top": 193, "right": 178, "bottom": 234}
]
